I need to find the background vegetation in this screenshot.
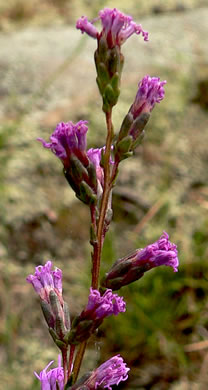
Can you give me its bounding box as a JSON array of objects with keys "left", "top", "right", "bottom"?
[{"left": 0, "top": 1, "right": 208, "bottom": 389}]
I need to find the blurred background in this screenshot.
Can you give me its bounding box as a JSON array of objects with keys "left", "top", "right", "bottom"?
[{"left": 0, "top": 0, "right": 208, "bottom": 389}]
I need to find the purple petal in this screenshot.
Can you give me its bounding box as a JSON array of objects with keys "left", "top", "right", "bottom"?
[
  {"left": 38, "top": 121, "right": 88, "bottom": 164},
  {"left": 77, "top": 8, "right": 148, "bottom": 47},
  {"left": 136, "top": 232, "right": 179, "bottom": 272},
  {"left": 95, "top": 355, "right": 130, "bottom": 389},
  {"left": 76, "top": 16, "right": 98, "bottom": 38}
]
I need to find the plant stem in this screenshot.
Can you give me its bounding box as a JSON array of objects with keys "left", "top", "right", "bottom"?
[
  {"left": 73, "top": 341, "right": 87, "bottom": 383},
  {"left": 91, "top": 109, "right": 113, "bottom": 289},
  {"left": 68, "top": 344, "right": 76, "bottom": 379},
  {"left": 73, "top": 110, "right": 117, "bottom": 382},
  {"left": 62, "top": 348, "right": 68, "bottom": 385}
]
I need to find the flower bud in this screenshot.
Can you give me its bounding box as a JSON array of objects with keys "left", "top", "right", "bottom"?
[{"left": 101, "top": 232, "right": 179, "bottom": 290}]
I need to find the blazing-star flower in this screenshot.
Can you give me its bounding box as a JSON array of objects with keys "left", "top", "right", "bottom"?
[
  {"left": 102, "top": 232, "right": 179, "bottom": 290},
  {"left": 115, "top": 75, "right": 167, "bottom": 159},
  {"left": 130, "top": 75, "right": 167, "bottom": 120},
  {"left": 81, "top": 355, "right": 129, "bottom": 389},
  {"left": 77, "top": 9, "right": 148, "bottom": 113},
  {"left": 136, "top": 231, "right": 179, "bottom": 271},
  {"left": 34, "top": 355, "right": 64, "bottom": 390},
  {"left": 26, "top": 260, "right": 63, "bottom": 303},
  {"left": 68, "top": 289, "right": 126, "bottom": 344},
  {"left": 38, "top": 121, "right": 101, "bottom": 205},
  {"left": 76, "top": 8, "right": 148, "bottom": 47},
  {"left": 83, "top": 288, "right": 126, "bottom": 320},
  {"left": 27, "top": 261, "right": 70, "bottom": 338},
  {"left": 38, "top": 121, "right": 88, "bottom": 168}
]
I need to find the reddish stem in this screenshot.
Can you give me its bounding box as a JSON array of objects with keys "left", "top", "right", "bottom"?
[
  {"left": 68, "top": 344, "right": 76, "bottom": 379},
  {"left": 62, "top": 348, "right": 68, "bottom": 385},
  {"left": 91, "top": 110, "right": 113, "bottom": 289}
]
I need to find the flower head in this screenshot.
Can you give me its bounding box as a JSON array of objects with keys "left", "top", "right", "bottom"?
[
  {"left": 130, "top": 75, "right": 167, "bottom": 120},
  {"left": 83, "top": 288, "right": 126, "bottom": 320},
  {"left": 34, "top": 355, "right": 64, "bottom": 390},
  {"left": 137, "top": 231, "right": 179, "bottom": 272},
  {"left": 76, "top": 8, "right": 148, "bottom": 47},
  {"left": 27, "top": 262, "right": 70, "bottom": 338},
  {"left": 26, "top": 260, "right": 62, "bottom": 303},
  {"left": 102, "top": 232, "right": 179, "bottom": 290},
  {"left": 82, "top": 355, "right": 129, "bottom": 389},
  {"left": 38, "top": 121, "right": 88, "bottom": 167}
]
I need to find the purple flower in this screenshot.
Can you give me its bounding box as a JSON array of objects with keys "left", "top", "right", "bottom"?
[
  {"left": 83, "top": 288, "right": 126, "bottom": 320},
  {"left": 38, "top": 121, "right": 88, "bottom": 167},
  {"left": 76, "top": 8, "right": 148, "bottom": 48},
  {"left": 27, "top": 262, "right": 70, "bottom": 336},
  {"left": 102, "top": 232, "right": 179, "bottom": 290},
  {"left": 34, "top": 355, "right": 64, "bottom": 390},
  {"left": 130, "top": 75, "right": 167, "bottom": 120},
  {"left": 83, "top": 355, "right": 129, "bottom": 389},
  {"left": 67, "top": 289, "right": 125, "bottom": 344},
  {"left": 136, "top": 231, "right": 179, "bottom": 272},
  {"left": 26, "top": 260, "right": 63, "bottom": 303}
]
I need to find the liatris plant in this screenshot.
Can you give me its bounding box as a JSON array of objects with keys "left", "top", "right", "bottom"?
[{"left": 27, "top": 7, "right": 179, "bottom": 390}]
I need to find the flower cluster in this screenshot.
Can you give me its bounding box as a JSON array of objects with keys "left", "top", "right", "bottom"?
[
  {"left": 38, "top": 121, "right": 100, "bottom": 205},
  {"left": 130, "top": 75, "right": 167, "bottom": 119},
  {"left": 115, "top": 76, "right": 166, "bottom": 161},
  {"left": 34, "top": 356, "right": 64, "bottom": 390},
  {"left": 36, "top": 355, "right": 129, "bottom": 390},
  {"left": 102, "top": 232, "right": 179, "bottom": 290},
  {"left": 81, "top": 355, "right": 130, "bottom": 389},
  {"left": 68, "top": 289, "right": 126, "bottom": 344},
  {"left": 27, "top": 261, "right": 70, "bottom": 341},
  {"left": 38, "top": 121, "right": 88, "bottom": 168},
  {"left": 83, "top": 288, "right": 126, "bottom": 320},
  {"left": 76, "top": 8, "right": 148, "bottom": 47},
  {"left": 77, "top": 8, "right": 149, "bottom": 113},
  {"left": 136, "top": 231, "right": 179, "bottom": 271},
  {"left": 26, "top": 261, "right": 63, "bottom": 303}
]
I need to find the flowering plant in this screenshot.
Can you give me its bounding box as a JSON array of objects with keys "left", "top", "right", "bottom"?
[{"left": 27, "top": 7, "right": 179, "bottom": 390}]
